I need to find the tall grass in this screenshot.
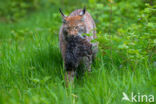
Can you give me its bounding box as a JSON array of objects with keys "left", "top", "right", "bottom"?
[{"left": 0, "top": 1, "right": 155, "bottom": 104}]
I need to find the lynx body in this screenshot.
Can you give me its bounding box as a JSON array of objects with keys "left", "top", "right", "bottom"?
[{"left": 59, "top": 8, "right": 98, "bottom": 83}]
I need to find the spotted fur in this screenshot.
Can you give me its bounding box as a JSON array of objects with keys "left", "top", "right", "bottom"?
[{"left": 59, "top": 8, "right": 98, "bottom": 85}]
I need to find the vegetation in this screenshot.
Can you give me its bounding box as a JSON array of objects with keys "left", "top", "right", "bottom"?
[{"left": 0, "top": 0, "right": 155, "bottom": 104}]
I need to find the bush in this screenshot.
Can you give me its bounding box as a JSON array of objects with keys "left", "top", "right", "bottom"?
[
  {"left": 93, "top": 2, "right": 156, "bottom": 68},
  {"left": 0, "top": 0, "right": 44, "bottom": 21}
]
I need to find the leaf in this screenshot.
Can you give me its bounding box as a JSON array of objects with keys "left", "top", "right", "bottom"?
[{"left": 118, "top": 44, "right": 129, "bottom": 49}]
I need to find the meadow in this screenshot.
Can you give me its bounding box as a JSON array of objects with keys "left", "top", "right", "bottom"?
[{"left": 0, "top": 0, "right": 155, "bottom": 104}]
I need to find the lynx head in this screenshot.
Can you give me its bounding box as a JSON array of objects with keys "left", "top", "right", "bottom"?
[{"left": 59, "top": 7, "right": 86, "bottom": 39}]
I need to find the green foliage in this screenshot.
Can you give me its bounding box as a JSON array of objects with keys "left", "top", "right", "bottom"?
[
  {"left": 91, "top": 1, "right": 156, "bottom": 68},
  {"left": 0, "top": 0, "right": 155, "bottom": 104},
  {"left": 0, "top": 0, "right": 87, "bottom": 22},
  {"left": 0, "top": 0, "right": 54, "bottom": 21}
]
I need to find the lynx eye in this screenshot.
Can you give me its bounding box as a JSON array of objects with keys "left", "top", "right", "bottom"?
[
  {"left": 63, "top": 28, "right": 68, "bottom": 35},
  {"left": 79, "top": 26, "right": 86, "bottom": 33},
  {"left": 74, "top": 26, "right": 79, "bottom": 30},
  {"left": 79, "top": 26, "right": 84, "bottom": 31},
  {"left": 63, "top": 30, "right": 67, "bottom": 35},
  {"left": 67, "top": 27, "right": 70, "bottom": 30}
]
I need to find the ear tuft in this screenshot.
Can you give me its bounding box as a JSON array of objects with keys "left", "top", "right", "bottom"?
[
  {"left": 59, "top": 8, "right": 67, "bottom": 23},
  {"left": 59, "top": 8, "right": 65, "bottom": 18},
  {"left": 80, "top": 7, "right": 86, "bottom": 16}
]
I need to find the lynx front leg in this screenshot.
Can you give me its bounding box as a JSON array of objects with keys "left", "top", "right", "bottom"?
[
  {"left": 65, "top": 70, "right": 75, "bottom": 87},
  {"left": 83, "top": 55, "right": 92, "bottom": 72}
]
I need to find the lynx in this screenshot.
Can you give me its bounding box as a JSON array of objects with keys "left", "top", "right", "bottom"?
[{"left": 59, "top": 7, "right": 98, "bottom": 84}]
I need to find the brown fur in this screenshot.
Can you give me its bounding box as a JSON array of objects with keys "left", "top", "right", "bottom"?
[{"left": 59, "top": 8, "right": 98, "bottom": 85}]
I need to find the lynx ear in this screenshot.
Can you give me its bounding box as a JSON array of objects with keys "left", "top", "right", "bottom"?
[
  {"left": 59, "top": 8, "right": 65, "bottom": 18},
  {"left": 59, "top": 8, "right": 66, "bottom": 23},
  {"left": 80, "top": 7, "right": 86, "bottom": 16}
]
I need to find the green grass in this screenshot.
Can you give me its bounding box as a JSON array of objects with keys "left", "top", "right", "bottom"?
[{"left": 0, "top": 2, "right": 156, "bottom": 104}]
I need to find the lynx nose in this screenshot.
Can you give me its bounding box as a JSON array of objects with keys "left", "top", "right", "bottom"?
[
  {"left": 69, "top": 30, "right": 78, "bottom": 36},
  {"left": 70, "top": 34, "right": 75, "bottom": 36}
]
